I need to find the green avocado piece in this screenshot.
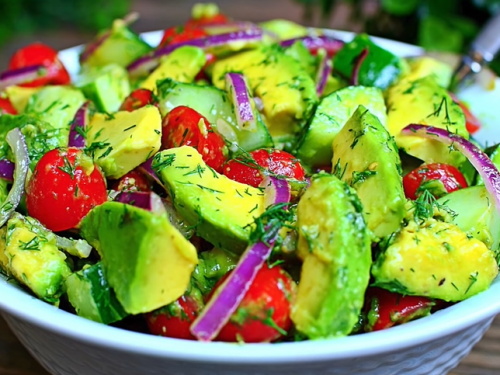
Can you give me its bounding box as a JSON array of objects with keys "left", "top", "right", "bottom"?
[
  {"left": 65, "top": 262, "right": 128, "bottom": 324},
  {"left": 296, "top": 86, "right": 387, "bottom": 169},
  {"left": 156, "top": 79, "right": 273, "bottom": 152},
  {"left": 82, "top": 18, "right": 152, "bottom": 69},
  {"left": 79, "top": 202, "right": 198, "bottom": 314},
  {"left": 2, "top": 213, "right": 71, "bottom": 305},
  {"left": 0, "top": 114, "right": 67, "bottom": 169},
  {"left": 259, "top": 19, "right": 308, "bottom": 40},
  {"left": 386, "top": 75, "right": 467, "bottom": 167},
  {"left": 76, "top": 64, "right": 131, "bottom": 113},
  {"left": 291, "top": 174, "right": 371, "bottom": 339},
  {"left": 404, "top": 56, "right": 453, "bottom": 88},
  {"left": 283, "top": 40, "right": 317, "bottom": 79},
  {"left": 333, "top": 34, "right": 404, "bottom": 90},
  {"left": 331, "top": 106, "right": 406, "bottom": 239},
  {"left": 372, "top": 216, "right": 498, "bottom": 302},
  {"left": 140, "top": 46, "right": 206, "bottom": 92},
  {"left": 211, "top": 45, "right": 318, "bottom": 146},
  {"left": 438, "top": 186, "right": 500, "bottom": 257},
  {"left": 152, "top": 146, "right": 266, "bottom": 254}
]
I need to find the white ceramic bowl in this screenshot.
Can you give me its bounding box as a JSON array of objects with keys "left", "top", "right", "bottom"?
[{"left": 2, "top": 30, "right": 500, "bottom": 375}]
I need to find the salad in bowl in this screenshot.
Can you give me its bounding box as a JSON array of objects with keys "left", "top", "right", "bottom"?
[{"left": 0, "top": 2, "right": 500, "bottom": 374}]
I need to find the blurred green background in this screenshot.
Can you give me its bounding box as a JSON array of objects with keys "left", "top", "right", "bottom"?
[{"left": 1, "top": 0, "right": 500, "bottom": 72}]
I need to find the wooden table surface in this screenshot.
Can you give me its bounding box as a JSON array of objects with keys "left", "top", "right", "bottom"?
[{"left": 1, "top": 313, "right": 500, "bottom": 375}]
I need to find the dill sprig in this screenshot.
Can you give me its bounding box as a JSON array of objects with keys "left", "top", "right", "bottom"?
[{"left": 247, "top": 203, "right": 294, "bottom": 246}]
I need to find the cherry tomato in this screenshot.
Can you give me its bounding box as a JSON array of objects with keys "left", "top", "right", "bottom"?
[
  {"left": 223, "top": 149, "right": 306, "bottom": 188},
  {"left": 109, "top": 169, "right": 151, "bottom": 192},
  {"left": 8, "top": 43, "right": 71, "bottom": 87},
  {"left": 25, "top": 148, "right": 108, "bottom": 232},
  {"left": 119, "top": 88, "right": 159, "bottom": 112},
  {"left": 403, "top": 163, "right": 468, "bottom": 200},
  {"left": 208, "top": 264, "right": 296, "bottom": 343},
  {"left": 0, "top": 97, "right": 17, "bottom": 115},
  {"left": 364, "top": 288, "right": 435, "bottom": 332},
  {"left": 159, "top": 26, "right": 208, "bottom": 48},
  {"left": 185, "top": 13, "right": 229, "bottom": 28},
  {"left": 145, "top": 293, "right": 204, "bottom": 340},
  {"left": 162, "top": 106, "right": 227, "bottom": 172},
  {"left": 449, "top": 93, "right": 481, "bottom": 135}
]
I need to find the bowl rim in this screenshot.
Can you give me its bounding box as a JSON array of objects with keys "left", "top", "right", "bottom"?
[{"left": 1, "top": 28, "right": 500, "bottom": 365}]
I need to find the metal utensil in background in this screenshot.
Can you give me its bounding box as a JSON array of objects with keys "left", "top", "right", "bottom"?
[{"left": 449, "top": 12, "right": 500, "bottom": 92}]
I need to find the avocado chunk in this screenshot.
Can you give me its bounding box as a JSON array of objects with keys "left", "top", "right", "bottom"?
[
  {"left": 65, "top": 262, "right": 128, "bottom": 324},
  {"left": 79, "top": 202, "right": 198, "bottom": 314},
  {"left": 86, "top": 105, "right": 161, "bottom": 179},
  {"left": 386, "top": 75, "right": 467, "bottom": 167},
  {"left": 0, "top": 114, "right": 66, "bottom": 169},
  {"left": 4, "top": 86, "right": 41, "bottom": 113},
  {"left": 25, "top": 86, "right": 86, "bottom": 137},
  {"left": 333, "top": 34, "right": 405, "bottom": 90},
  {"left": 152, "top": 146, "right": 266, "bottom": 254},
  {"left": 331, "top": 106, "right": 406, "bottom": 239},
  {"left": 437, "top": 186, "right": 500, "bottom": 256},
  {"left": 404, "top": 56, "right": 453, "bottom": 88},
  {"left": 156, "top": 79, "right": 273, "bottom": 151},
  {"left": 76, "top": 64, "right": 131, "bottom": 113},
  {"left": 82, "top": 18, "right": 152, "bottom": 68},
  {"left": 259, "top": 19, "right": 308, "bottom": 40},
  {"left": 291, "top": 174, "right": 371, "bottom": 339},
  {"left": 372, "top": 216, "right": 498, "bottom": 302},
  {"left": 1, "top": 213, "right": 71, "bottom": 304},
  {"left": 211, "top": 45, "right": 318, "bottom": 144},
  {"left": 297, "top": 86, "right": 387, "bottom": 168},
  {"left": 140, "top": 46, "right": 206, "bottom": 92}
]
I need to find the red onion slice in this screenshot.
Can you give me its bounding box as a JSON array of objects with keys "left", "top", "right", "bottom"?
[
  {"left": 114, "top": 191, "right": 167, "bottom": 216},
  {"left": 0, "top": 65, "right": 47, "bottom": 91},
  {"left": 401, "top": 124, "right": 500, "bottom": 214},
  {"left": 0, "top": 160, "right": 15, "bottom": 182},
  {"left": 315, "top": 50, "right": 333, "bottom": 96},
  {"left": 190, "top": 176, "right": 290, "bottom": 341},
  {"left": 280, "top": 35, "right": 344, "bottom": 56},
  {"left": 0, "top": 129, "right": 30, "bottom": 227},
  {"left": 137, "top": 156, "right": 166, "bottom": 190},
  {"left": 69, "top": 101, "right": 90, "bottom": 148},
  {"left": 351, "top": 48, "right": 369, "bottom": 86},
  {"left": 225, "top": 73, "right": 256, "bottom": 131},
  {"left": 127, "top": 29, "right": 263, "bottom": 77}
]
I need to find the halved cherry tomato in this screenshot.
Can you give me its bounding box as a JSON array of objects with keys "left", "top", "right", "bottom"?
[
  {"left": 403, "top": 163, "right": 468, "bottom": 200},
  {"left": 364, "top": 288, "right": 435, "bottom": 332},
  {"left": 0, "top": 97, "right": 17, "bottom": 115},
  {"left": 109, "top": 168, "right": 151, "bottom": 192},
  {"left": 208, "top": 264, "right": 296, "bottom": 343},
  {"left": 8, "top": 42, "right": 71, "bottom": 87},
  {"left": 145, "top": 293, "right": 204, "bottom": 340},
  {"left": 25, "top": 148, "right": 108, "bottom": 232},
  {"left": 162, "top": 106, "right": 227, "bottom": 172},
  {"left": 223, "top": 149, "right": 306, "bottom": 188},
  {"left": 119, "top": 88, "right": 159, "bottom": 112},
  {"left": 159, "top": 26, "right": 208, "bottom": 48},
  {"left": 449, "top": 93, "right": 481, "bottom": 135}
]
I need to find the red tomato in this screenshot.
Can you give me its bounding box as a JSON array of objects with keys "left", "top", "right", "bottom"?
[
  {"left": 159, "top": 26, "right": 208, "bottom": 48},
  {"left": 0, "top": 97, "right": 17, "bottom": 115},
  {"left": 449, "top": 93, "right": 481, "bottom": 135},
  {"left": 145, "top": 294, "right": 203, "bottom": 340},
  {"left": 185, "top": 13, "right": 229, "bottom": 28},
  {"left": 364, "top": 288, "right": 435, "bottom": 332},
  {"left": 109, "top": 169, "right": 151, "bottom": 192},
  {"left": 162, "top": 106, "right": 227, "bottom": 172},
  {"left": 25, "top": 148, "right": 108, "bottom": 232},
  {"left": 223, "top": 149, "right": 306, "bottom": 188},
  {"left": 119, "top": 88, "right": 158, "bottom": 112},
  {"left": 403, "top": 163, "right": 468, "bottom": 200},
  {"left": 8, "top": 43, "right": 71, "bottom": 87},
  {"left": 207, "top": 264, "right": 296, "bottom": 343}
]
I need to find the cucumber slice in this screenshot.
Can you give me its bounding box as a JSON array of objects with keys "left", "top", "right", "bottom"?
[{"left": 157, "top": 78, "right": 273, "bottom": 151}]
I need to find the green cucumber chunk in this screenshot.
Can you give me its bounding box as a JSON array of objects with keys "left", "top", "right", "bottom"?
[
  {"left": 156, "top": 78, "right": 273, "bottom": 151},
  {"left": 296, "top": 86, "right": 387, "bottom": 168},
  {"left": 65, "top": 262, "right": 128, "bottom": 324}
]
